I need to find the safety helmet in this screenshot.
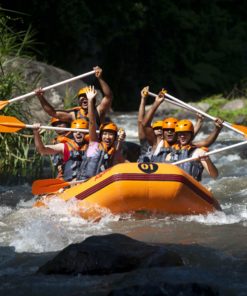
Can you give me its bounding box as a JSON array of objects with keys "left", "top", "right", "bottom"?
[
  {"left": 162, "top": 117, "right": 178, "bottom": 130},
  {"left": 151, "top": 120, "right": 163, "bottom": 129},
  {"left": 175, "top": 119, "right": 194, "bottom": 133},
  {"left": 50, "top": 117, "right": 60, "bottom": 126},
  {"left": 100, "top": 122, "right": 118, "bottom": 133},
  {"left": 71, "top": 119, "right": 89, "bottom": 130},
  {"left": 77, "top": 87, "right": 90, "bottom": 97}
]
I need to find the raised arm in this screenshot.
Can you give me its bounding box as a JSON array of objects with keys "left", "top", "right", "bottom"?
[
  {"left": 33, "top": 123, "right": 64, "bottom": 155},
  {"left": 142, "top": 91, "right": 165, "bottom": 146},
  {"left": 194, "top": 118, "right": 223, "bottom": 148},
  {"left": 35, "top": 88, "right": 73, "bottom": 122},
  {"left": 138, "top": 86, "right": 149, "bottom": 142},
  {"left": 87, "top": 86, "right": 98, "bottom": 142},
  {"left": 194, "top": 113, "right": 204, "bottom": 137},
  {"left": 94, "top": 66, "right": 113, "bottom": 122}
]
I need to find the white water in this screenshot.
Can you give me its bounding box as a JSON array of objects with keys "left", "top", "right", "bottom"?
[{"left": 0, "top": 114, "right": 247, "bottom": 294}]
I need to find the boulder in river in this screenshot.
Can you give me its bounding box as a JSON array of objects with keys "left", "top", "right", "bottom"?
[{"left": 38, "top": 233, "right": 184, "bottom": 275}]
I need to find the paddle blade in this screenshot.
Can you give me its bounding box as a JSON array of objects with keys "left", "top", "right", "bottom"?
[
  {"left": 0, "top": 115, "right": 26, "bottom": 133},
  {"left": 231, "top": 124, "right": 247, "bottom": 136},
  {"left": 32, "top": 179, "right": 70, "bottom": 195},
  {"left": 0, "top": 100, "right": 9, "bottom": 110}
]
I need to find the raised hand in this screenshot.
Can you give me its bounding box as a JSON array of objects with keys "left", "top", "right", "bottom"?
[{"left": 86, "top": 85, "right": 97, "bottom": 101}]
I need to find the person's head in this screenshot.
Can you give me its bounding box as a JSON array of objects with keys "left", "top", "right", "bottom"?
[
  {"left": 100, "top": 122, "right": 118, "bottom": 149},
  {"left": 175, "top": 119, "right": 194, "bottom": 146},
  {"left": 162, "top": 117, "right": 178, "bottom": 144},
  {"left": 77, "top": 87, "right": 91, "bottom": 110},
  {"left": 50, "top": 117, "right": 70, "bottom": 135},
  {"left": 151, "top": 121, "right": 164, "bottom": 138},
  {"left": 71, "top": 119, "right": 89, "bottom": 144}
]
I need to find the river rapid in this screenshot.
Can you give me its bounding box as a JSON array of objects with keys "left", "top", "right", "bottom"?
[{"left": 0, "top": 113, "right": 247, "bottom": 295}]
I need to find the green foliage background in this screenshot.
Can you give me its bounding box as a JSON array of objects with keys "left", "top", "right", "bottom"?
[{"left": 2, "top": 0, "right": 247, "bottom": 111}]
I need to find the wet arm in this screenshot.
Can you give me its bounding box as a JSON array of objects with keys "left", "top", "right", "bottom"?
[
  {"left": 35, "top": 88, "right": 73, "bottom": 122},
  {"left": 201, "top": 157, "right": 218, "bottom": 179},
  {"left": 33, "top": 127, "right": 64, "bottom": 155},
  {"left": 95, "top": 67, "right": 113, "bottom": 121},
  {"left": 138, "top": 86, "right": 149, "bottom": 141},
  {"left": 87, "top": 87, "right": 98, "bottom": 142}
]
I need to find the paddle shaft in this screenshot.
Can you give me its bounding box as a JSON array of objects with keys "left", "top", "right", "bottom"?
[
  {"left": 148, "top": 91, "right": 192, "bottom": 112},
  {"left": 2, "top": 121, "right": 99, "bottom": 133},
  {"left": 7, "top": 70, "right": 95, "bottom": 104},
  {"left": 173, "top": 140, "right": 247, "bottom": 165},
  {"left": 165, "top": 92, "right": 244, "bottom": 136}
]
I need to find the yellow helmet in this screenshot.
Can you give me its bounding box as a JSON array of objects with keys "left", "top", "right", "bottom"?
[
  {"left": 50, "top": 117, "right": 60, "bottom": 126},
  {"left": 100, "top": 122, "right": 118, "bottom": 133},
  {"left": 77, "top": 87, "right": 90, "bottom": 97},
  {"left": 175, "top": 119, "right": 194, "bottom": 133},
  {"left": 71, "top": 119, "right": 89, "bottom": 130},
  {"left": 162, "top": 117, "right": 178, "bottom": 129},
  {"left": 151, "top": 120, "right": 163, "bottom": 129}
]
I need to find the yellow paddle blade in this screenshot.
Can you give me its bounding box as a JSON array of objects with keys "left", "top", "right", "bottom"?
[
  {"left": 32, "top": 179, "right": 70, "bottom": 195},
  {"left": 0, "top": 115, "right": 26, "bottom": 133},
  {"left": 0, "top": 100, "right": 9, "bottom": 110},
  {"left": 231, "top": 123, "right": 247, "bottom": 136}
]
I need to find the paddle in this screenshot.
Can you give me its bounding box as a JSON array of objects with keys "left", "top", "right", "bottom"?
[
  {"left": 148, "top": 91, "right": 193, "bottom": 112},
  {"left": 148, "top": 91, "right": 247, "bottom": 136},
  {"left": 32, "top": 139, "right": 247, "bottom": 195},
  {"left": 173, "top": 140, "right": 247, "bottom": 165},
  {"left": 32, "top": 179, "right": 86, "bottom": 195},
  {"left": 0, "top": 70, "right": 95, "bottom": 110},
  {"left": 0, "top": 115, "right": 100, "bottom": 133}
]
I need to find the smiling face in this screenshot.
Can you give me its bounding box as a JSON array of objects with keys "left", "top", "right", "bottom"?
[
  {"left": 73, "top": 131, "right": 85, "bottom": 144},
  {"left": 163, "top": 128, "right": 177, "bottom": 143},
  {"left": 153, "top": 127, "right": 163, "bottom": 137},
  {"left": 177, "top": 131, "right": 193, "bottom": 146},
  {"left": 101, "top": 130, "right": 116, "bottom": 148},
  {"left": 78, "top": 94, "right": 88, "bottom": 110}
]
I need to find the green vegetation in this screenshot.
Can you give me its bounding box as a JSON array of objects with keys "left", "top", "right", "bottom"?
[
  {"left": 2, "top": 1, "right": 247, "bottom": 111},
  {"left": 0, "top": 10, "right": 52, "bottom": 184}
]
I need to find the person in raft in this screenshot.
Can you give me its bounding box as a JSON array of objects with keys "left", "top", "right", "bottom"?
[
  {"left": 138, "top": 87, "right": 224, "bottom": 163},
  {"left": 77, "top": 86, "right": 126, "bottom": 181},
  {"left": 137, "top": 87, "right": 203, "bottom": 163},
  {"left": 49, "top": 117, "right": 71, "bottom": 178},
  {"left": 35, "top": 66, "right": 113, "bottom": 126},
  {"left": 33, "top": 119, "right": 89, "bottom": 181},
  {"left": 166, "top": 119, "right": 218, "bottom": 181}
]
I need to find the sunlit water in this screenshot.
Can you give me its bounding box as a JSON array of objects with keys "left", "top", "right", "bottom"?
[{"left": 0, "top": 114, "right": 247, "bottom": 295}]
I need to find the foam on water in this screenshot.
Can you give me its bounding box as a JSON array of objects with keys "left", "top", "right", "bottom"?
[{"left": 6, "top": 196, "right": 121, "bottom": 253}]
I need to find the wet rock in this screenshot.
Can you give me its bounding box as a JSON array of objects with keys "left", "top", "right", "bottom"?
[
  {"left": 108, "top": 282, "right": 219, "bottom": 296},
  {"left": 38, "top": 233, "right": 183, "bottom": 275},
  {"left": 4, "top": 57, "right": 102, "bottom": 123},
  {"left": 222, "top": 99, "right": 245, "bottom": 111}
]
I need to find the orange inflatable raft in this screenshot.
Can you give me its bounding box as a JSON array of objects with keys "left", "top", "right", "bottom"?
[{"left": 34, "top": 162, "right": 221, "bottom": 217}]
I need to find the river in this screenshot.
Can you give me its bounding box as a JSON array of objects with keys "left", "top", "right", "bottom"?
[{"left": 0, "top": 113, "right": 247, "bottom": 295}]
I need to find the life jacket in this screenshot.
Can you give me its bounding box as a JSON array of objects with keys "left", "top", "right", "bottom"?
[
  {"left": 151, "top": 140, "right": 174, "bottom": 163},
  {"left": 138, "top": 145, "right": 153, "bottom": 163},
  {"left": 51, "top": 134, "right": 72, "bottom": 178},
  {"left": 169, "top": 144, "right": 204, "bottom": 181},
  {"left": 77, "top": 142, "right": 115, "bottom": 181},
  {"left": 68, "top": 106, "right": 101, "bottom": 127},
  {"left": 62, "top": 138, "right": 88, "bottom": 181}
]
